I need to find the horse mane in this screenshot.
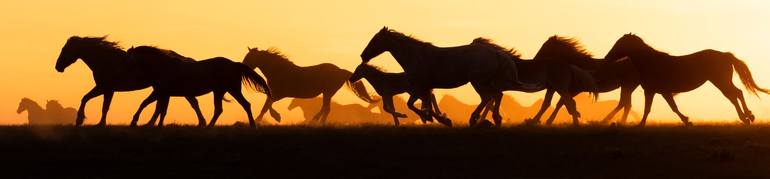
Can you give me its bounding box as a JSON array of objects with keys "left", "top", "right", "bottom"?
[
  {"left": 45, "top": 100, "right": 64, "bottom": 111},
  {"left": 20, "top": 98, "right": 42, "bottom": 110},
  {"left": 71, "top": 36, "right": 124, "bottom": 51},
  {"left": 545, "top": 36, "right": 593, "bottom": 58},
  {"left": 622, "top": 33, "right": 670, "bottom": 56},
  {"left": 471, "top": 38, "right": 522, "bottom": 58},
  {"left": 250, "top": 48, "right": 299, "bottom": 68},
  {"left": 384, "top": 29, "right": 433, "bottom": 46},
  {"left": 363, "top": 64, "right": 388, "bottom": 73}
]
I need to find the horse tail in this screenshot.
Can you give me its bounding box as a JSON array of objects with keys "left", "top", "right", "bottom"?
[
  {"left": 570, "top": 65, "right": 600, "bottom": 101},
  {"left": 237, "top": 63, "right": 272, "bottom": 97},
  {"left": 729, "top": 53, "right": 770, "bottom": 96},
  {"left": 346, "top": 80, "right": 381, "bottom": 103}
]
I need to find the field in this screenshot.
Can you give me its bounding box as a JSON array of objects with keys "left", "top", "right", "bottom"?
[{"left": 2, "top": 125, "right": 770, "bottom": 178}]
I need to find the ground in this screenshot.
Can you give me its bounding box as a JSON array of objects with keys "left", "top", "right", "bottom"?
[{"left": 1, "top": 125, "right": 770, "bottom": 178}]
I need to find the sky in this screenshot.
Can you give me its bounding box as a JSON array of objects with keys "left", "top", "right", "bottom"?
[{"left": 1, "top": 0, "right": 769, "bottom": 125}]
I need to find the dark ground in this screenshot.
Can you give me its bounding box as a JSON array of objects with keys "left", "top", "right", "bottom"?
[{"left": 1, "top": 125, "right": 770, "bottom": 178}]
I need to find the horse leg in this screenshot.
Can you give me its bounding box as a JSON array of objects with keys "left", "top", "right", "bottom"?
[
  {"left": 230, "top": 90, "right": 257, "bottom": 128},
  {"left": 490, "top": 93, "right": 504, "bottom": 127},
  {"left": 529, "top": 89, "right": 555, "bottom": 125},
  {"left": 206, "top": 91, "right": 226, "bottom": 128},
  {"left": 381, "top": 96, "right": 400, "bottom": 126},
  {"left": 422, "top": 92, "right": 451, "bottom": 126},
  {"left": 318, "top": 94, "right": 333, "bottom": 123},
  {"left": 638, "top": 91, "right": 655, "bottom": 127},
  {"left": 156, "top": 97, "right": 170, "bottom": 128},
  {"left": 468, "top": 95, "right": 492, "bottom": 128},
  {"left": 661, "top": 93, "right": 692, "bottom": 126},
  {"left": 75, "top": 87, "right": 103, "bottom": 126},
  {"left": 545, "top": 98, "right": 565, "bottom": 125},
  {"left": 562, "top": 96, "right": 581, "bottom": 127},
  {"left": 268, "top": 105, "right": 281, "bottom": 122},
  {"left": 256, "top": 98, "right": 275, "bottom": 123},
  {"left": 713, "top": 81, "right": 749, "bottom": 125},
  {"left": 144, "top": 96, "right": 168, "bottom": 127},
  {"left": 131, "top": 92, "right": 157, "bottom": 127},
  {"left": 736, "top": 90, "right": 754, "bottom": 122},
  {"left": 407, "top": 95, "right": 430, "bottom": 123},
  {"left": 185, "top": 96, "right": 206, "bottom": 127},
  {"left": 430, "top": 94, "right": 445, "bottom": 117},
  {"left": 600, "top": 87, "right": 631, "bottom": 124},
  {"left": 95, "top": 91, "right": 114, "bottom": 127}
]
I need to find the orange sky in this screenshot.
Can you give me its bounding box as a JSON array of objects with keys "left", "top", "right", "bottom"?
[{"left": 1, "top": 0, "right": 769, "bottom": 125}]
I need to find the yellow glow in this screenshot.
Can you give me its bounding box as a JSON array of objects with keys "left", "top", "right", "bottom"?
[{"left": 2, "top": 0, "right": 769, "bottom": 125}]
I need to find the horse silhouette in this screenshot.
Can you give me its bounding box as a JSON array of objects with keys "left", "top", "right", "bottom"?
[
  {"left": 448, "top": 94, "right": 641, "bottom": 125},
  {"left": 360, "top": 27, "right": 540, "bottom": 127},
  {"left": 17, "top": 98, "right": 76, "bottom": 126},
  {"left": 126, "top": 46, "right": 271, "bottom": 128},
  {"left": 54, "top": 36, "right": 202, "bottom": 127},
  {"left": 242, "top": 47, "right": 378, "bottom": 124},
  {"left": 471, "top": 38, "right": 598, "bottom": 127},
  {"left": 605, "top": 33, "right": 769, "bottom": 126},
  {"left": 349, "top": 64, "right": 443, "bottom": 126},
  {"left": 528, "top": 36, "right": 640, "bottom": 125},
  {"left": 287, "top": 97, "right": 386, "bottom": 125}
]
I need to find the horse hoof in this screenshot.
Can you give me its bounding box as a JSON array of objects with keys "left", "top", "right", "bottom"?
[{"left": 395, "top": 113, "right": 407, "bottom": 118}]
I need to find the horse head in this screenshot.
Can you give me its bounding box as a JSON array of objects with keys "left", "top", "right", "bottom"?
[
  {"left": 360, "top": 27, "right": 392, "bottom": 63},
  {"left": 348, "top": 64, "right": 368, "bottom": 83},
  {"left": 17, "top": 98, "right": 33, "bottom": 114},
  {"left": 56, "top": 36, "right": 84, "bottom": 72},
  {"left": 605, "top": 33, "right": 646, "bottom": 62}
]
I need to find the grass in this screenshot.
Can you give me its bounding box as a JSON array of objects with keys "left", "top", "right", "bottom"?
[{"left": 1, "top": 125, "right": 770, "bottom": 178}]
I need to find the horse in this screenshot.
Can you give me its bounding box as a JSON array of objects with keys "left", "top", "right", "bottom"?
[
  {"left": 54, "top": 36, "right": 203, "bottom": 127},
  {"left": 126, "top": 46, "right": 271, "bottom": 128},
  {"left": 360, "top": 27, "right": 540, "bottom": 127},
  {"left": 348, "top": 63, "right": 443, "bottom": 126},
  {"left": 241, "top": 47, "right": 379, "bottom": 124},
  {"left": 604, "top": 33, "right": 770, "bottom": 126},
  {"left": 17, "top": 98, "right": 76, "bottom": 126},
  {"left": 527, "top": 36, "right": 640, "bottom": 125},
  {"left": 287, "top": 97, "right": 386, "bottom": 125},
  {"left": 472, "top": 38, "right": 598, "bottom": 126}
]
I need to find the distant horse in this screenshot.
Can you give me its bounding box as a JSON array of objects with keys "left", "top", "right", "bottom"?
[
  {"left": 54, "top": 36, "right": 202, "bottom": 127},
  {"left": 349, "top": 64, "right": 443, "bottom": 126},
  {"left": 17, "top": 98, "right": 76, "bottom": 126},
  {"left": 605, "top": 33, "right": 769, "bottom": 126},
  {"left": 288, "top": 97, "right": 385, "bottom": 125},
  {"left": 360, "top": 27, "right": 539, "bottom": 127},
  {"left": 242, "top": 48, "right": 378, "bottom": 124},
  {"left": 127, "top": 46, "right": 271, "bottom": 128},
  {"left": 472, "top": 38, "right": 597, "bottom": 126},
  {"left": 528, "top": 36, "right": 640, "bottom": 125}
]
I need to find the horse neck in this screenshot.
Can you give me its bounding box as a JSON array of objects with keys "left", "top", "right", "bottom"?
[
  {"left": 256, "top": 57, "right": 299, "bottom": 76},
  {"left": 387, "top": 41, "right": 435, "bottom": 72},
  {"left": 21, "top": 102, "right": 44, "bottom": 115},
  {"left": 79, "top": 47, "right": 127, "bottom": 71}
]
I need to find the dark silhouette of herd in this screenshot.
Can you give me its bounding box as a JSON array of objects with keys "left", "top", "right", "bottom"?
[{"left": 49, "top": 27, "right": 769, "bottom": 128}]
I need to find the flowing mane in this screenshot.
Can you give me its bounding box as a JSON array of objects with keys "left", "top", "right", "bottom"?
[
  {"left": 471, "top": 38, "right": 522, "bottom": 58},
  {"left": 250, "top": 48, "right": 300, "bottom": 68},
  {"left": 544, "top": 36, "right": 593, "bottom": 58},
  {"left": 384, "top": 29, "right": 434, "bottom": 47},
  {"left": 622, "top": 33, "right": 671, "bottom": 57},
  {"left": 363, "top": 63, "right": 389, "bottom": 73},
  {"left": 73, "top": 36, "right": 124, "bottom": 51}
]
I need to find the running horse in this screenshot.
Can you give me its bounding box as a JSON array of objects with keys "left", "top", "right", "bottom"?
[
  {"left": 242, "top": 48, "right": 378, "bottom": 124},
  {"left": 604, "top": 33, "right": 769, "bottom": 126},
  {"left": 360, "top": 27, "right": 539, "bottom": 127},
  {"left": 127, "top": 46, "right": 271, "bottom": 128},
  {"left": 54, "top": 36, "right": 203, "bottom": 127}
]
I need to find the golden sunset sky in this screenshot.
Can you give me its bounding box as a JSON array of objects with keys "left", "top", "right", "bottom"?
[{"left": 1, "top": 0, "right": 768, "bottom": 125}]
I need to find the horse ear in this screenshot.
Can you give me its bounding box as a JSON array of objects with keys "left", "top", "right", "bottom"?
[{"left": 381, "top": 26, "right": 388, "bottom": 31}]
